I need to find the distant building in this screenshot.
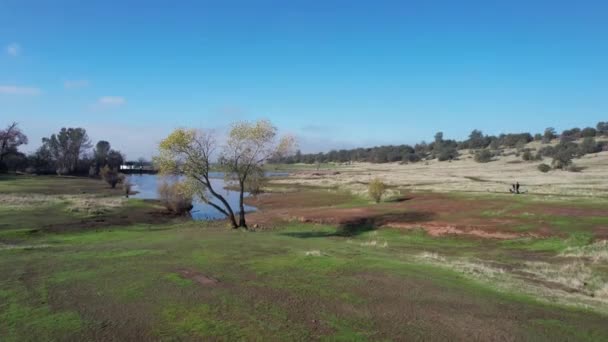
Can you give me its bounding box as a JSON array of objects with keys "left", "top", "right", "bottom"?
[
  {"left": 120, "top": 163, "right": 156, "bottom": 172},
  {"left": 120, "top": 164, "right": 138, "bottom": 170}
]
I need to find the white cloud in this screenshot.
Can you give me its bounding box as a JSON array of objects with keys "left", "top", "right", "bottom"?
[
  {"left": 0, "top": 85, "right": 41, "bottom": 95},
  {"left": 98, "top": 96, "right": 126, "bottom": 106},
  {"left": 64, "top": 79, "right": 89, "bottom": 89},
  {"left": 6, "top": 43, "right": 21, "bottom": 56}
]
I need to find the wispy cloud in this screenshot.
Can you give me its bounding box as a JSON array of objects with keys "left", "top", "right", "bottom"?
[
  {"left": 6, "top": 43, "right": 21, "bottom": 57},
  {"left": 0, "top": 85, "right": 41, "bottom": 95},
  {"left": 64, "top": 79, "right": 89, "bottom": 89},
  {"left": 98, "top": 96, "right": 126, "bottom": 106}
]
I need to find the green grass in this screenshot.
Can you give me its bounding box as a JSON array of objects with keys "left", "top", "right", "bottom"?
[
  {"left": 2, "top": 175, "right": 608, "bottom": 340},
  {"left": 1, "top": 222, "right": 607, "bottom": 340}
]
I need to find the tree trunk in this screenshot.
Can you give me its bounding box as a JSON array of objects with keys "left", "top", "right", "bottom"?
[
  {"left": 229, "top": 213, "right": 239, "bottom": 229},
  {"left": 238, "top": 180, "right": 247, "bottom": 228},
  {"left": 203, "top": 176, "right": 239, "bottom": 229}
]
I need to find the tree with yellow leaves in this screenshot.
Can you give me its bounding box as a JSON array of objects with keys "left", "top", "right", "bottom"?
[{"left": 155, "top": 119, "right": 295, "bottom": 228}]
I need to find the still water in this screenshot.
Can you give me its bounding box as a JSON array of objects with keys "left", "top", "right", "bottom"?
[{"left": 127, "top": 172, "right": 287, "bottom": 221}]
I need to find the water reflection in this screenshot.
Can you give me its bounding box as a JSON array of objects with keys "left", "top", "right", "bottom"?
[{"left": 127, "top": 172, "right": 287, "bottom": 221}]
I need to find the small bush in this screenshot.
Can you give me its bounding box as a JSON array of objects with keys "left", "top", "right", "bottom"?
[
  {"left": 474, "top": 149, "right": 493, "bottom": 163},
  {"left": 100, "top": 166, "right": 124, "bottom": 188},
  {"left": 88, "top": 165, "right": 96, "bottom": 177},
  {"left": 538, "top": 146, "right": 555, "bottom": 157},
  {"left": 538, "top": 163, "right": 551, "bottom": 173},
  {"left": 122, "top": 179, "right": 132, "bottom": 198},
  {"left": 522, "top": 150, "right": 542, "bottom": 161},
  {"left": 244, "top": 168, "right": 266, "bottom": 196},
  {"left": 158, "top": 181, "right": 193, "bottom": 215},
  {"left": 368, "top": 178, "right": 387, "bottom": 203}
]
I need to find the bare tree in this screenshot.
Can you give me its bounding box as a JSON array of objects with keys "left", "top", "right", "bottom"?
[{"left": 0, "top": 122, "right": 28, "bottom": 166}]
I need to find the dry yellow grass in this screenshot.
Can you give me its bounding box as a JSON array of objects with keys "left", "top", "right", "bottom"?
[
  {"left": 415, "top": 251, "right": 608, "bottom": 313},
  {"left": 273, "top": 148, "right": 608, "bottom": 198},
  {"left": 562, "top": 240, "right": 608, "bottom": 263},
  {"left": 0, "top": 193, "right": 126, "bottom": 214}
]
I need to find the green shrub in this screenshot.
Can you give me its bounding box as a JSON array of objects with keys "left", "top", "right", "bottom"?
[
  {"left": 522, "top": 150, "right": 541, "bottom": 161},
  {"left": 551, "top": 142, "right": 579, "bottom": 169},
  {"left": 436, "top": 147, "right": 458, "bottom": 161},
  {"left": 368, "top": 178, "right": 387, "bottom": 203},
  {"left": 244, "top": 168, "right": 266, "bottom": 196},
  {"left": 474, "top": 149, "right": 493, "bottom": 163},
  {"left": 579, "top": 137, "right": 601, "bottom": 155},
  {"left": 538, "top": 163, "right": 551, "bottom": 173}
]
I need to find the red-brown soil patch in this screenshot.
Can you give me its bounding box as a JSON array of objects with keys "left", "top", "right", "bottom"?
[
  {"left": 177, "top": 269, "right": 220, "bottom": 286},
  {"left": 531, "top": 206, "right": 608, "bottom": 217},
  {"left": 247, "top": 191, "right": 604, "bottom": 239},
  {"left": 384, "top": 222, "right": 528, "bottom": 239}
]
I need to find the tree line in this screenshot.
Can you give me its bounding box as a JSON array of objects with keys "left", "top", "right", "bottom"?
[
  {"left": 272, "top": 121, "right": 608, "bottom": 165},
  {"left": 0, "top": 122, "right": 146, "bottom": 176}
]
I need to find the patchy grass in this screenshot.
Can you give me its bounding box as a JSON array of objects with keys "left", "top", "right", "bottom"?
[
  {"left": 2, "top": 175, "right": 608, "bottom": 340},
  {"left": 2, "top": 221, "right": 608, "bottom": 340},
  {"left": 0, "top": 174, "right": 122, "bottom": 195},
  {"left": 502, "top": 232, "right": 593, "bottom": 253}
]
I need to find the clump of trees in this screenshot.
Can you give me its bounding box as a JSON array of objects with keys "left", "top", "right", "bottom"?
[
  {"left": 155, "top": 119, "right": 294, "bottom": 228},
  {"left": 551, "top": 142, "right": 579, "bottom": 170},
  {"left": 93, "top": 141, "right": 124, "bottom": 175},
  {"left": 270, "top": 120, "right": 608, "bottom": 167},
  {"left": 0, "top": 124, "right": 133, "bottom": 181},
  {"left": 41, "top": 127, "right": 92, "bottom": 175},
  {"left": 368, "top": 178, "right": 387, "bottom": 203}
]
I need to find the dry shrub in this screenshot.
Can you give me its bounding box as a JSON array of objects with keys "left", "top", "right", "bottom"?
[
  {"left": 523, "top": 261, "right": 607, "bottom": 298},
  {"left": 474, "top": 149, "right": 494, "bottom": 163},
  {"left": 122, "top": 179, "right": 132, "bottom": 198},
  {"left": 562, "top": 240, "right": 608, "bottom": 263},
  {"left": 158, "top": 181, "right": 193, "bottom": 215},
  {"left": 368, "top": 177, "right": 386, "bottom": 203},
  {"left": 64, "top": 196, "right": 125, "bottom": 215},
  {"left": 100, "top": 165, "right": 124, "bottom": 188}
]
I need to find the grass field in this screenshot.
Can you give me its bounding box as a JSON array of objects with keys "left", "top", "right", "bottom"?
[
  {"left": 1, "top": 174, "right": 608, "bottom": 341},
  {"left": 269, "top": 147, "right": 608, "bottom": 198}
]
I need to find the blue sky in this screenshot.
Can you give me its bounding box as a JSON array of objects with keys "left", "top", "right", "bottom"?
[{"left": 1, "top": 1, "right": 608, "bottom": 159}]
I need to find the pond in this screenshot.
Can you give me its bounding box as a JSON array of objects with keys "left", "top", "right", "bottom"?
[{"left": 127, "top": 172, "right": 288, "bottom": 220}]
